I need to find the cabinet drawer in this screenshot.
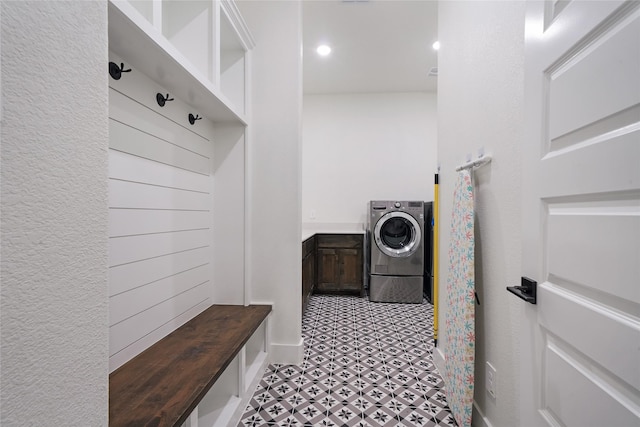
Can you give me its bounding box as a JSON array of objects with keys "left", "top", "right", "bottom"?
[{"left": 316, "top": 234, "right": 362, "bottom": 249}]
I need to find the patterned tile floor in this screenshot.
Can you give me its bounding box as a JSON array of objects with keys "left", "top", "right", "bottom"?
[{"left": 239, "top": 295, "right": 456, "bottom": 426}]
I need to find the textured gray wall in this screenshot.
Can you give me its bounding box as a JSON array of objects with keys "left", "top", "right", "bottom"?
[{"left": 1, "top": 2, "right": 109, "bottom": 425}]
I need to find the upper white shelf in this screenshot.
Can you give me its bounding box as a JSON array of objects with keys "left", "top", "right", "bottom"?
[{"left": 108, "top": 0, "right": 252, "bottom": 124}]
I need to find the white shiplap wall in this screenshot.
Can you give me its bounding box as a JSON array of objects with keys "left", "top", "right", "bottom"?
[{"left": 108, "top": 53, "right": 215, "bottom": 371}]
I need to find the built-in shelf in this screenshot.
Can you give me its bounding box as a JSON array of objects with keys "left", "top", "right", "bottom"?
[
  {"left": 108, "top": 2, "right": 260, "bottom": 425},
  {"left": 220, "top": 0, "right": 254, "bottom": 115},
  {"left": 163, "top": 0, "right": 215, "bottom": 82},
  {"left": 197, "top": 356, "right": 241, "bottom": 427},
  {"left": 109, "top": 305, "right": 271, "bottom": 427},
  {"left": 244, "top": 321, "right": 268, "bottom": 391},
  {"left": 108, "top": 0, "right": 251, "bottom": 124},
  {"left": 128, "top": 0, "right": 153, "bottom": 23}
]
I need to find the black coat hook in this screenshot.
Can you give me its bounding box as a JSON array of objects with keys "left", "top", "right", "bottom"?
[
  {"left": 156, "top": 93, "right": 174, "bottom": 107},
  {"left": 188, "top": 113, "right": 202, "bottom": 125},
  {"left": 109, "top": 62, "right": 131, "bottom": 80}
]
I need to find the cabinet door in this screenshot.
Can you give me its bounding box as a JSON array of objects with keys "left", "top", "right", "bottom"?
[
  {"left": 316, "top": 248, "right": 339, "bottom": 292},
  {"left": 338, "top": 248, "right": 363, "bottom": 292}
]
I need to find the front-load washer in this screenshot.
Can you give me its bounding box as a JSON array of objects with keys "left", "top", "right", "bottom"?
[{"left": 368, "top": 200, "right": 424, "bottom": 303}]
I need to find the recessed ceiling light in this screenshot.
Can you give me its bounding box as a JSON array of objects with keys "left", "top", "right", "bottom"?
[
  {"left": 317, "top": 44, "right": 331, "bottom": 56},
  {"left": 432, "top": 41, "right": 441, "bottom": 51}
]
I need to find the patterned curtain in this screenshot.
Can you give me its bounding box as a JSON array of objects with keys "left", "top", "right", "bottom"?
[{"left": 443, "top": 170, "right": 476, "bottom": 427}]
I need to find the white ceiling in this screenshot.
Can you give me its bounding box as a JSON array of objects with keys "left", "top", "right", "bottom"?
[{"left": 303, "top": 0, "right": 439, "bottom": 95}]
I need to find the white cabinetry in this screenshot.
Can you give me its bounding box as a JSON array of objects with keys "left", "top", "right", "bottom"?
[
  {"left": 108, "top": 1, "right": 260, "bottom": 425},
  {"left": 108, "top": 0, "right": 253, "bottom": 123}
]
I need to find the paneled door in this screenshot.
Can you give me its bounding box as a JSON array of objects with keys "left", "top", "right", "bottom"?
[{"left": 521, "top": 1, "right": 639, "bottom": 426}]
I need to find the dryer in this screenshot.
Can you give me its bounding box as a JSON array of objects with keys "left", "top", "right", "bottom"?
[{"left": 368, "top": 200, "right": 424, "bottom": 303}]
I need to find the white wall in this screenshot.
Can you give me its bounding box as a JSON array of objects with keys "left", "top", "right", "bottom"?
[
  {"left": 237, "top": 0, "right": 303, "bottom": 363},
  {"left": 436, "top": 2, "right": 525, "bottom": 427},
  {"left": 213, "top": 124, "right": 246, "bottom": 305},
  {"left": 303, "top": 92, "right": 437, "bottom": 228},
  {"left": 1, "top": 2, "right": 109, "bottom": 425}
]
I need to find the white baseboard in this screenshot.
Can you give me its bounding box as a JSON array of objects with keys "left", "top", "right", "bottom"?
[
  {"left": 472, "top": 401, "right": 494, "bottom": 427},
  {"left": 434, "top": 345, "right": 494, "bottom": 427},
  {"left": 433, "top": 346, "right": 446, "bottom": 374},
  {"left": 269, "top": 338, "right": 304, "bottom": 365}
]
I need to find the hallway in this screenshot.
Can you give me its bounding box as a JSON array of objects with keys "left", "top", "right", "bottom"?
[{"left": 239, "top": 295, "right": 456, "bottom": 426}]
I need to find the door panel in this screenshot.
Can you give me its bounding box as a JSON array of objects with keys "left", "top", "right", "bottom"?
[
  {"left": 543, "top": 339, "right": 638, "bottom": 427},
  {"left": 547, "top": 212, "right": 640, "bottom": 302},
  {"left": 541, "top": 129, "right": 640, "bottom": 197},
  {"left": 338, "top": 248, "right": 363, "bottom": 291},
  {"left": 539, "top": 283, "right": 640, "bottom": 390},
  {"left": 316, "top": 248, "right": 339, "bottom": 291},
  {"left": 522, "top": 1, "right": 640, "bottom": 425},
  {"left": 547, "top": 9, "right": 640, "bottom": 140}
]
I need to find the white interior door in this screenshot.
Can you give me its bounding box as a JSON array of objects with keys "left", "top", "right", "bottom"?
[{"left": 521, "top": 1, "right": 640, "bottom": 426}]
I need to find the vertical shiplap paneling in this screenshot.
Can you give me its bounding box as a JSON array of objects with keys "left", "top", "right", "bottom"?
[{"left": 108, "top": 52, "right": 215, "bottom": 372}]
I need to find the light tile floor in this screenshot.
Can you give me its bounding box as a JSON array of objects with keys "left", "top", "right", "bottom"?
[{"left": 239, "top": 294, "right": 456, "bottom": 426}]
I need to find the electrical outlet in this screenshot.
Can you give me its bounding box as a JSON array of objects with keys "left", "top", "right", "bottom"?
[{"left": 486, "top": 362, "right": 496, "bottom": 399}]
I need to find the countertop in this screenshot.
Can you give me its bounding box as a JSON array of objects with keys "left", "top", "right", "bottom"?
[{"left": 302, "top": 222, "right": 365, "bottom": 242}]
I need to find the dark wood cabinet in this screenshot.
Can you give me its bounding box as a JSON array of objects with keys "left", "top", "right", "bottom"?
[
  {"left": 316, "top": 248, "right": 338, "bottom": 290},
  {"left": 302, "top": 236, "right": 316, "bottom": 313},
  {"left": 315, "top": 234, "right": 363, "bottom": 295},
  {"left": 302, "top": 234, "right": 364, "bottom": 310}
]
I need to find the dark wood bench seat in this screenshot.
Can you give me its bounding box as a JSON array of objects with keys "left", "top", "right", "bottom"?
[{"left": 109, "top": 304, "right": 272, "bottom": 427}]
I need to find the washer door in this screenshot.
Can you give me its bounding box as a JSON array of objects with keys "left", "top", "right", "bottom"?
[{"left": 374, "top": 211, "right": 422, "bottom": 258}]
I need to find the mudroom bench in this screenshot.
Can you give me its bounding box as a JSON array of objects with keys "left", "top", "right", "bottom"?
[{"left": 109, "top": 304, "right": 272, "bottom": 427}]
